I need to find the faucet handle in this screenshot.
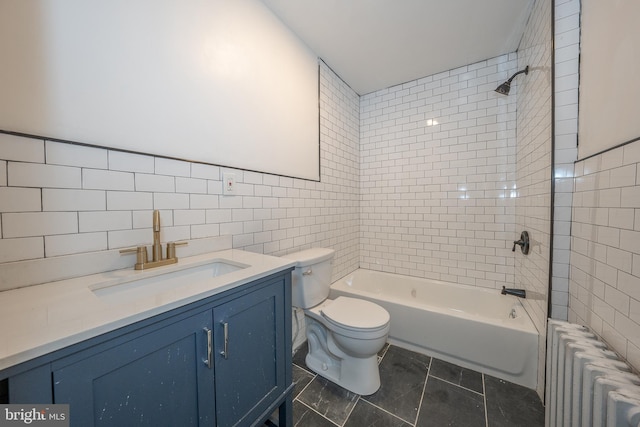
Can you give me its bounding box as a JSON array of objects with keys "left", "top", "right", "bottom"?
[
  {"left": 120, "top": 246, "right": 149, "bottom": 265},
  {"left": 512, "top": 231, "right": 530, "bottom": 255},
  {"left": 166, "top": 241, "right": 188, "bottom": 259},
  {"left": 512, "top": 240, "right": 524, "bottom": 252}
]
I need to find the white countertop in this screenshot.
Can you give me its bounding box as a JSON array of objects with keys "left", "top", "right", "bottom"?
[{"left": 0, "top": 249, "right": 295, "bottom": 373}]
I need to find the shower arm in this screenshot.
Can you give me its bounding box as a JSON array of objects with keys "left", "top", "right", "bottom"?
[{"left": 506, "top": 66, "right": 529, "bottom": 84}]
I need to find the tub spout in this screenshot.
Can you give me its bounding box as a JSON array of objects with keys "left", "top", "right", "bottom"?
[{"left": 502, "top": 286, "right": 526, "bottom": 298}]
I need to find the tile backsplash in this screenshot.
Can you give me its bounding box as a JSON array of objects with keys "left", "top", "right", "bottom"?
[{"left": 0, "top": 61, "right": 360, "bottom": 290}]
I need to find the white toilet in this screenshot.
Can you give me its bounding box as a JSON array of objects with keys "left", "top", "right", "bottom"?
[{"left": 284, "top": 248, "right": 390, "bottom": 395}]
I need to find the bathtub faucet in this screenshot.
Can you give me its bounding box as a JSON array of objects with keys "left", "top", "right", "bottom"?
[{"left": 502, "top": 286, "right": 526, "bottom": 298}]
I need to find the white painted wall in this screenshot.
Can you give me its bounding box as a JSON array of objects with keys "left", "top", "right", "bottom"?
[
  {"left": 578, "top": 0, "right": 640, "bottom": 159},
  {"left": 0, "top": 0, "right": 319, "bottom": 180}
]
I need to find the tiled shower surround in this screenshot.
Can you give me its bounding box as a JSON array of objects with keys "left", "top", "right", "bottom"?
[
  {"left": 551, "top": 0, "right": 581, "bottom": 321},
  {"left": 515, "top": 0, "right": 553, "bottom": 396},
  {"left": 357, "top": 0, "right": 552, "bottom": 399},
  {"left": 570, "top": 139, "right": 640, "bottom": 370},
  {"left": 0, "top": 61, "right": 360, "bottom": 286},
  {"left": 359, "top": 55, "right": 518, "bottom": 290}
]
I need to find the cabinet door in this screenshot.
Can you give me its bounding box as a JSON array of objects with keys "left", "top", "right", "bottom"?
[
  {"left": 53, "top": 311, "right": 214, "bottom": 427},
  {"left": 213, "top": 279, "right": 286, "bottom": 427}
]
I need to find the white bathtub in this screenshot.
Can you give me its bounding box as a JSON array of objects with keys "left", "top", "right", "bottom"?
[{"left": 329, "top": 269, "right": 539, "bottom": 390}]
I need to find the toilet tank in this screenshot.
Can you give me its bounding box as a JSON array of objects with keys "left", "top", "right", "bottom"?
[{"left": 282, "top": 248, "right": 335, "bottom": 309}]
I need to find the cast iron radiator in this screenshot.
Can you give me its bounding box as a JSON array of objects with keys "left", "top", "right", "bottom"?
[{"left": 546, "top": 319, "right": 640, "bottom": 427}]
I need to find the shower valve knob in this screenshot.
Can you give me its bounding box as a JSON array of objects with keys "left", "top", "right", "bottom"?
[{"left": 512, "top": 231, "right": 530, "bottom": 255}]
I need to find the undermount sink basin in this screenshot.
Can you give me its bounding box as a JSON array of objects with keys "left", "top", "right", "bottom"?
[{"left": 91, "top": 260, "right": 250, "bottom": 298}]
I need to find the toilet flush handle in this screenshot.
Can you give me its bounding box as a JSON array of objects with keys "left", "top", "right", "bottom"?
[{"left": 303, "top": 268, "right": 313, "bottom": 276}]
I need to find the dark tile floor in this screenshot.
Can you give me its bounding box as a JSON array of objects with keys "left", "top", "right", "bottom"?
[{"left": 290, "top": 343, "right": 544, "bottom": 427}]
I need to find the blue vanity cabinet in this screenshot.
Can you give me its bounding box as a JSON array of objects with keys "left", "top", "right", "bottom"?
[
  {"left": 52, "top": 310, "right": 215, "bottom": 426},
  {"left": 2, "top": 269, "right": 293, "bottom": 427},
  {"left": 213, "top": 276, "right": 287, "bottom": 427}
]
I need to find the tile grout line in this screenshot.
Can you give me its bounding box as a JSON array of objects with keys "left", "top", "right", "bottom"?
[
  {"left": 292, "top": 359, "right": 315, "bottom": 376},
  {"left": 292, "top": 371, "right": 317, "bottom": 402},
  {"left": 482, "top": 374, "right": 489, "bottom": 427},
  {"left": 412, "top": 356, "right": 432, "bottom": 427},
  {"left": 429, "top": 375, "right": 485, "bottom": 397},
  {"left": 295, "top": 399, "right": 342, "bottom": 427},
  {"left": 340, "top": 396, "right": 360, "bottom": 427},
  {"left": 358, "top": 398, "right": 416, "bottom": 426},
  {"left": 292, "top": 359, "right": 357, "bottom": 427}
]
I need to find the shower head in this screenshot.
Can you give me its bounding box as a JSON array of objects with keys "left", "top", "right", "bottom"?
[
  {"left": 495, "top": 66, "right": 529, "bottom": 95},
  {"left": 494, "top": 81, "right": 512, "bottom": 96}
]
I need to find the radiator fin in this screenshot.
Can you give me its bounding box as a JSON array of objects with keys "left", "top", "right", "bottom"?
[
  {"left": 545, "top": 320, "right": 640, "bottom": 427},
  {"left": 607, "top": 390, "right": 640, "bottom": 427}
]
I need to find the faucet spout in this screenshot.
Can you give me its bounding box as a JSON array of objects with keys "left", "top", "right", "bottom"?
[
  {"left": 153, "top": 210, "right": 161, "bottom": 233},
  {"left": 152, "top": 210, "right": 162, "bottom": 261},
  {"left": 501, "top": 286, "right": 526, "bottom": 298}
]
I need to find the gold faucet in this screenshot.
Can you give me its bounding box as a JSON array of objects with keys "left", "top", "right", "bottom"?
[{"left": 120, "top": 210, "right": 188, "bottom": 270}]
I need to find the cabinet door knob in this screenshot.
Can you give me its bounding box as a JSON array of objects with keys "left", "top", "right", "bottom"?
[
  {"left": 203, "top": 327, "right": 213, "bottom": 368},
  {"left": 220, "top": 322, "right": 229, "bottom": 360}
]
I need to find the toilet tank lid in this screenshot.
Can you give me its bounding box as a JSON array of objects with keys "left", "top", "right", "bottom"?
[{"left": 281, "top": 248, "right": 335, "bottom": 267}]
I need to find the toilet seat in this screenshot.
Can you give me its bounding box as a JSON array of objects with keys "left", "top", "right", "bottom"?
[{"left": 321, "top": 297, "right": 390, "bottom": 332}]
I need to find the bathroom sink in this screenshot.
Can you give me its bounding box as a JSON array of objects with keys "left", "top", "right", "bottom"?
[{"left": 90, "top": 260, "right": 249, "bottom": 298}]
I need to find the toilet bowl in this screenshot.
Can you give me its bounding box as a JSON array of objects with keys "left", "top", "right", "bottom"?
[
  {"left": 283, "top": 248, "right": 390, "bottom": 395},
  {"left": 304, "top": 296, "right": 390, "bottom": 395}
]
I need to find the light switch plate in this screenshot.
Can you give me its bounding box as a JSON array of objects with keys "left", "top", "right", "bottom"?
[{"left": 223, "top": 173, "right": 235, "bottom": 195}]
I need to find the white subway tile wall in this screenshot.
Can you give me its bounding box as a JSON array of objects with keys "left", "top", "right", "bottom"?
[
  {"left": 0, "top": 187, "right": 41, "bottom": 212},
  {"left": 46, "top": 141, "right": 108, "bottom": 169},
  {"left": 0, "top": 237, "right": 43, "bottom": 263},
  {"left": 516, "top": 0, "right": 553, "bottom": 397},
  {"left": 0, "top": 133, "right": 44, "bottom": 163},
  {"left": 359, "top": 54, "right": 518, "bottom": 289},
  {"left": 552, "top": 0, "right": 581, "bottom": 321},
  {"left": 83, "top": 169, "right": 134, "bottom": 191},
  {"left": 570, "top": 139, "right": 640, "bottom": 371},
  {"left": 0, "top": 62, "right": 360, "bottom": 284},
  {"left": 3, "top": 212, "right": 79, "bottom": 239},
  {"left": 8, "top": 162, "right": 81, "bottom": 189},
  {"left": 0, "top": 161, "right": 6, "bottom": 186},
  {"left": 108, "top": 150, "right": 154, "bottom": 173}
]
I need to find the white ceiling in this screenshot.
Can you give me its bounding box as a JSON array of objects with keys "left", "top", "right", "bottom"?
[{"left": 262, "top": 0, "right": 535, "bottom": 95}]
